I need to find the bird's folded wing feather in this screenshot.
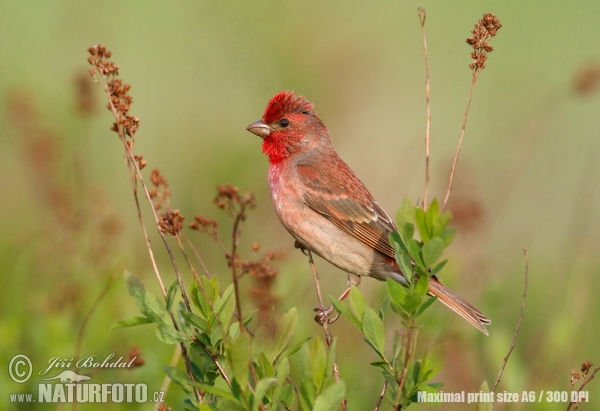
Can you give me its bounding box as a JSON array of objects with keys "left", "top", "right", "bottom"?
[{"left": 297, "top": 162, "right": 396, "bottom": 258}]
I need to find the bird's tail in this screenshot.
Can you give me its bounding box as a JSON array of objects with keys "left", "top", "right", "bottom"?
[{"left": 428, "top": 278, "right": 491, "bottom": 336}]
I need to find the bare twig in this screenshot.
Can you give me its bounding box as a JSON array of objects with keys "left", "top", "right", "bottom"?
[
  {"left": 418, "top": 7, "right": 431, "bottom": 211},
  {"left": 74, "top": 270, "right": 119, "bottom": 363},
  {"left": 230, "top": 208, "right": 246, "bottom": 332},
  {"left": 374, "top": 380, "right": 388, "bottom": 411},
  {"left": 183, "top": 232, "right": 213, "bottom": 278},
  {"left": 567, "top": 366, "right": 600, "bottom": 411},
  {"left": 442, "top": 13, "right": 501, "bottom": 212},
  {"left": 88, "top": 47, "right": 201, "bottom": 402},
  {"left": 306, "top": 250, "right": 346, "bottom": 411},
  {"left": 492, "top": 249, "right": 528, "bottom": 393},
  {"left": 442, "top": 71, "right": 478, "bottom": 213}
]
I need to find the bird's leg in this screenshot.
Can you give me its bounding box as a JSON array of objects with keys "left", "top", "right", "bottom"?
[
  {"left": 314, "top": 274, "right": 361, "bottom": 325},
  {"left": 294, "top": 240, "right": 309, "bottom": 256}
]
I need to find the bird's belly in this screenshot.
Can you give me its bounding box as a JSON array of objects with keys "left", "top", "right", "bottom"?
[{"left": 269, "top": 170, "right": 379, "bottom": 278}]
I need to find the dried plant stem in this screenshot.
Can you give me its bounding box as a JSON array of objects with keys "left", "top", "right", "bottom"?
[
  {"left": 374, "top": 380, "right": 388, "bottom": 411},
  {"left": 306, "top": 250, "right": 346, "bottom": 411},
  {"left": 492, "top": 249, "right": 528, "bottom": 393},
  {"left": 74, "top": 271, "right": 119, "bottom": 364},
  {"left": 183, "top": 232, "right": 213, "bottom": 278},
  {"left": 230, "top": 211, "right": 245, "bottom": 332},
  {"left": 442, "top": 70, "right": 480, "bottom": 212},
  {"left": 567, "top": 366, "right": 600, "bottom": 411},
  {"left": 418, "top": 7, "right": 431, "bottom": 211},
  {"left": 92, "top": 71, "right": 202, "bottom": 403}
]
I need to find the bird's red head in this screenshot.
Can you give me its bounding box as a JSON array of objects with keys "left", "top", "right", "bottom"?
[{"left": 246, "top": 91, "right": 329, "bottom": 164}]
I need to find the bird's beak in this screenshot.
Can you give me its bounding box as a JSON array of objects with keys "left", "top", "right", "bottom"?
[{"left": 246, "top": 119, "right": 271, "bottom": 138}]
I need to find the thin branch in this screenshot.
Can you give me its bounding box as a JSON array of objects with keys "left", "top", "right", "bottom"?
[
  {"left": 418, "top": 7, "right": 431, "bottom": 211},
  {"left": 74, "top": 270, "right": 119, "bottom": 363},
  {"left": 442, "top": 70, "right": 479, "bottom": 213},
  {"left": 567, "top": 366, "right": 600, "bottom": 411},
  {"left": 90, "top": 60, "right": 201, "bottom": 403},
  {"left": 374, "top": 380, "right": 388, "bottom": 411},
  {"left": 306, "top": 250, "right": 347, "bottom": 411},
  {"left": 230, "top": 209, "right": 246, "bottom": 332},
  {"left": 492, "top": 249, "right": 528, "bottom": 393},
  {"left": 183, "top": 232, "right": 213, "bottom": 278}
]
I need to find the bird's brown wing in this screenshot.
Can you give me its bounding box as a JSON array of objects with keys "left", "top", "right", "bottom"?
[
  {"left": 296, "top": 159, "right": 396, "bottom": 258},
  {"left": 297, "top": 157, "right": 491, "bottom": 335}
]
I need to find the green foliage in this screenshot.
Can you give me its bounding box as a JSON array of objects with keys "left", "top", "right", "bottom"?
[
  {"left": 331, "top": 197, "right": 455, "bottom": 408},
  {"left": 118, "top": 270, "right": 349, "bottom": 410}
]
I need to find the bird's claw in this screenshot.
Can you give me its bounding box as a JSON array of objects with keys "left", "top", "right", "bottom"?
[
  {"left": 313, "top": 305, "right": 339, "bottom": 325},
  {"left": 294, "top": 240, "right": 308, "bottom": 255}
]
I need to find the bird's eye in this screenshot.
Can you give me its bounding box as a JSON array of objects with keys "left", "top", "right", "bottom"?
[{"left": 279, "top": 118, "right": 290, "bottom": 128}]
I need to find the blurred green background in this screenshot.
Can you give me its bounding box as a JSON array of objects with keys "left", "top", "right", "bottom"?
[{"left": 2, "top": 1, "right": 599, "bottom": 410}]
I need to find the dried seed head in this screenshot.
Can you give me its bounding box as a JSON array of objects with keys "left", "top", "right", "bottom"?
[
  {"left": 581, "top": 360, "right": 594, "bottom": 375},
  {"left": 466, "top": 13, "right": 502, "bottom": 72},
  {"left": 158, "top": 209, "right": 185, "bottom": 236},
  {"left": 573, "top": 62, "right": 600, "bottom": 97}
]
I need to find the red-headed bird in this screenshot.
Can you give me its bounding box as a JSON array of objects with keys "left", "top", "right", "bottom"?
[{"left": 247, "top": 91, "right": 490, "bottom": 335}]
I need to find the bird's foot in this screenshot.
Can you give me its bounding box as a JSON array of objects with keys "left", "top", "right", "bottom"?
[
  {"left": 313, "top": 305, "right": 339, "bottom": 325},
  {"left": 294, "top": 240, "right": 308, "bottom": 255}
]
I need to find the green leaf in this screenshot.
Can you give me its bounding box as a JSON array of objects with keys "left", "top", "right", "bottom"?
[
  {"left": 476, "top": 380, "right": 492, "bottom": 411},
  {"left": 396, "top": 253, "right": 414, "bottom": 284},
  {"left": 415, "top": 207, "right": 430, "bottom": 242},
  {"left": 278, "top": 336, "right": 311, "bottom": 363},
  {"left": 214, "top": 284, "right": 235, "bottom": 329},
  {"left": 226, "top": 332, "right": 251, "bottom": 388},
  {"left": 415, "top": 274, "right": 429, "bottom": 297},
  {"left": 156, "top": 324, "right": 187, "bottom": 344},
  {"left": 255, "top": 351, "right": 274, "bottom": 380},
  {"left": 386, "top": 278, "right": 406, "bottom": 307},
  {"left": 412, "top": 360, "right": 422, "bottom": 387},
  {"left": 422, "top": 237, "right": 444, "bottom": 267},
  {"left": 311, "top": 338, "right": 328, "bottom": 392},
  {"left": 395, "top": 197, "right": 416, "bottom": 231},
  {"left": 325, "top": 338, "right": 338, "bottom": 381},
  {"left": 415, "top": 296, "right": 437, "bottom": 318},
  {"left": 362, "top": 308, "right": 386, "bottom": 359},
  {"left": 440, "top": 226, "right": 457, "bottom": 247},
  {"left": 177, "top": 302, "right": 193, "bottom": 336},
  {"left": 314, "top": 380, "right": 346, "bottom": 411},
  {"left": 163, "top": 365, "right": 192, "bottom": 390},
  {"left": 274, "top": 308, "right": 297, "bottom": 361},
  {"left": 348, "top": 286, "right": 367, "bottom": 322},
  {"left": 425, "top": 198, "right": 441, "bottom": 237},
  {"left": 407, "top": 239, "right": 424, "bottom": 269},
  {"left": 180, "top": 309, "right": 210, "bottom": 334},
  {"left": 111, "top": 316, "right": 152, "bottom": 330},
  {"left": 422, "top": 344, "right": 445, "bottom": 381},
  {"left": 276, "top": 356, "right": 290, "bottom": 387},
  {"left": 430, "top": 259, "right": 448, "bottom": 275},
  {"left": 124, "top": 270, "right": 171, "bottom": 326},
  {"left": 434, "top": 214, "right": 452, "bottom": 239},
  {"left": 404, "top": 290, "right": 423, "bottom": 314},
  {"left": 191, "top": 381, "right": 240, "bottom": 403},
  {"left": 330, "top": 297, "right": 361, "bottom": 329},
  {"left": 279, "top": 383, "right": 295, "bottom": 408},
  {"left": 253, "top": 326, "right": 276, "bottom": 364},
  {"left": 252, "top": 378, "right": 277, "bottom": 411},
  {"left": 389, "top": 231, "right": 408, "bottom": 255},
  {"left": 166, "top": 279, "right": 179, "bottom": 311}
]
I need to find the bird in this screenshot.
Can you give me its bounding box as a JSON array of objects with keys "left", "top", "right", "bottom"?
[{"left": 246, "top": 91, "right": 490, "bottom": 335}]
